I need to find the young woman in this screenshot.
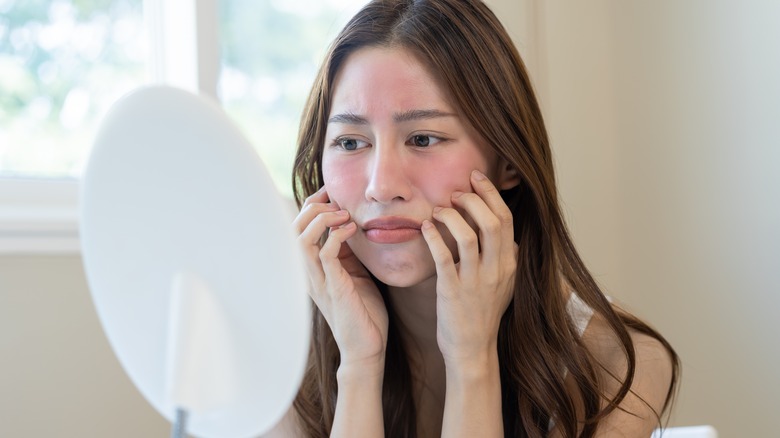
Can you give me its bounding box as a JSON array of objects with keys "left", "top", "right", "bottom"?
[{"left": 283, "top": 0, "right": 680, "bottom": 436}]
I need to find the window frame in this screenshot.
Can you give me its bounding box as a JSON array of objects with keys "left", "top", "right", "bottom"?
[
  {"left": 0, "top": 0, "right": 219, "bottom": 254},
  {"left": 0, "top": 178, "right": 80, "bottom": 254}
]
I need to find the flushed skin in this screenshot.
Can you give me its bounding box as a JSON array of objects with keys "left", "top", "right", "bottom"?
[
  {"left": 287, "top": 1, "right": 680, "bottom": 437},
  {"left": 322, "top": 47, "right": 511, "bottom": 289}
]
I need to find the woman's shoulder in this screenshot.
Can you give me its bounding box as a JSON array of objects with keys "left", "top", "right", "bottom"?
[
  {"left": 563, "top": 287, "right": 673, "bottom": 383},
  {"left": 579, "top": 308, "right": 675, "bottom": 434},
  {"left": 582, "top": 309, "right": 673, "bottom": 370}
]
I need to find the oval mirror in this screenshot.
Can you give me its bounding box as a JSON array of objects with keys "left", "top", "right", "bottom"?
[{"left": 80, "top": 86, "right": 309, "bottom": 438}]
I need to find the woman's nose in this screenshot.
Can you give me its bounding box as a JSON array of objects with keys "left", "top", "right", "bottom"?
[{"left": 364, "top": 144, "right": 412, "bottom": 203}]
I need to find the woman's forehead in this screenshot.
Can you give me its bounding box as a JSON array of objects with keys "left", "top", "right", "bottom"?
[{"left": 329, "top": 46, "right": 457, "bottom": 117}]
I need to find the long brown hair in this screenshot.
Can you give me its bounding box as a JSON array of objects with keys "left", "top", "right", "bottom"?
[{"left": 291, "top": 1, "right": 679, "bottom": 436}]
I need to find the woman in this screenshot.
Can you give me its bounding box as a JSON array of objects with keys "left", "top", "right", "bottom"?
[{"left": 285, "top": 0, "right": 679, "bottom": 436}]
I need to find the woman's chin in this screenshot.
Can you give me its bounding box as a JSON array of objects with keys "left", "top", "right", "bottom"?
[
  {"left": 367, "top": 264, "right": 435, "bottom": 289},
  {"left": 349, "top": 241, "right": 439, "bottom": 288}
]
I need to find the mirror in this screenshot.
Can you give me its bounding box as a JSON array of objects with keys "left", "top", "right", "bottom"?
[{"left": 80, "top": 86, "right": 309, "bottom": 438}]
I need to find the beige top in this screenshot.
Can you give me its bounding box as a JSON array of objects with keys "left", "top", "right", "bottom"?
[{"left": 567, "top": 292, "right": 595, "bottom": 337}]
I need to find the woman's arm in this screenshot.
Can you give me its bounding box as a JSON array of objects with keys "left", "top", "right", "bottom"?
[
  {"left": 331, "top": 359, "right": 386, "bottom": 437},
  {"left": 261, "top": 360, "right": 386, "bottom": 438},
  {"left": 294, "top": 188, "right": 390, "bottom": 437},
  {"left": 262, "top": 366, "right": 386, "bottom": 438},
  {"left": 422, "top": 170, "right": 517, "bottom": 438},
  {"left": 441, "top": 349, "right": 504, "bottom": 438}
]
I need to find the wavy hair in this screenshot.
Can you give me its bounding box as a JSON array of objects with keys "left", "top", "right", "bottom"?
[{"left": 291, "top": 1, "right": 679, "bottom": 436}]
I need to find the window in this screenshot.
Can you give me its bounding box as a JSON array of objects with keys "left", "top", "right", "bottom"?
[
  {"left": 0, "top": 0, "right": 367, "bottom": 253},
  {"left": 218, "top": 0, "right": 365, "bottom": 197},
  {"left": 0, "top": 0, "right": 145, "bottom": 253},
  {"left": 0, "top": 0, "right": 145, "bottom": 178}
]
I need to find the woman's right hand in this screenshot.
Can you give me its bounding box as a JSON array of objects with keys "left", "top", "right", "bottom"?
[{"left": 293, "top": 187, "right": 389, "bottom": 371}]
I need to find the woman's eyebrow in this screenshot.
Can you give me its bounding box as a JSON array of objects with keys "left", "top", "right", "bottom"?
[
  {"left": 393, "top": 109, "right": 457, "bottom": 123},
  {"left": 327, "top": 109, "right": 457, "bottom": 124},
  {"left": 328, "top": 112, "right": 367, "bottom": 124}
]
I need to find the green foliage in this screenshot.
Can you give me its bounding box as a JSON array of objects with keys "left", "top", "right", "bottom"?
[
  {"left": 0, "top": 0, "right": 364, "bottom": 180},
  {"left": 218, "top": 0, "right": 364, "bottom": 194},
  {"left": 0, "top": 0, "right": 144, "bottom": 176}
]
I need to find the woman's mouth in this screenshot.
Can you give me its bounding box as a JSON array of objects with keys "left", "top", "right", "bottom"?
[{"left": 362, "top": 217, "right": 423, "bottom": 244}]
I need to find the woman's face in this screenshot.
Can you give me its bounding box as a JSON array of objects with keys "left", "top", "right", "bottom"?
[{"left": 322, "top": 46, "right": 503, "bottom": 288}]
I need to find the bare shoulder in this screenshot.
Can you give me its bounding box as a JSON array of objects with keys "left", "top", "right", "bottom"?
[
  {"left": 260, "top": 405, "right": 304, "bottom": 438},
  {"left": 580, "top": 312, "right": 675, "bottom": 436},
  {"left": 582, "top": 312, "right": 674, "bottom": 377}
]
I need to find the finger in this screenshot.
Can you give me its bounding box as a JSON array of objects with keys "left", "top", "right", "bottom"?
[
  {"left": 296, "top": 186, "right": 339, "bottom": 233},
  {"left": 450, "top": 190, "right": 502, "bottom": 268},
  {"left": 432, "top": 206, "right": 480, "bottom": 277},
  {"left": 293, "top": 201, "right": 340, "bottom": 234},
  {"left": 470, "top": 169, "right": 515, "bottom": 259},
  {"left": 297, "top": 210, "right": 351, "bottom": 291},
  {"left": 297, "top": 209, "right": 351, "bottom": 247},
  {"left": 319, "top": 222, "right": 358, "bottom": 297},
  {"left": 320, "top": 222, "right": 356, "bottom": 263},
  {"left": 303, "top": 186, "right": 343, "bottom": 211},
  {"left": 420, "top": 219, "right": 458, "bottom": 285},
  {"left": 301, "top": 185, "right": 328, "bottom": 207}
]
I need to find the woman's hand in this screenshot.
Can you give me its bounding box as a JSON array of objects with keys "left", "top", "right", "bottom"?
[
  {"left": 422, "top": 169, "right": 517, "bottom": 370},
  {"left": 293, "top": 187, "right": 389, "bottom": 371},
  {"left": 424, "top": 169, "right": 515, "bottom": 437}
]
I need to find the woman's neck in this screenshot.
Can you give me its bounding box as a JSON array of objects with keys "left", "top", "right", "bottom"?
[
  {"left": 387, "top": 277, "right": 439, "bottom": 361},
  {"left": 387, "top": 278, "right": 447, "bottom": 436}
]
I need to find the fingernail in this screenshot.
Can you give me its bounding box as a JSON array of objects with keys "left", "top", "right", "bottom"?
[
  {"left": 422, "top": 220, "right": 434, "bottom": 230},
  {"left": 433, "top": 206, "right": 443, "bottom": 214},
  {"left": 335, "top": 209, "right": 348, "bottom": 216},
  {"left": 472, "top": 169, "right": 486, "bottom": 181},
  {"left": 451, "top": 191, "right": 464, "bottom": 199}
]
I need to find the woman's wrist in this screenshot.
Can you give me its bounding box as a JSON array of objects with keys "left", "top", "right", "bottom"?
[
  {"left": 441, "top": 346, "right": 504, "bottom": 438},
  {"left": 332, "top": 356, "right": 386, "bottom": 437},
  {"left": 443, "top": 345, "right": 500, "bottom": 384},
  {"left": 337, "top": 354, "right": 386, "bottom": 386}
]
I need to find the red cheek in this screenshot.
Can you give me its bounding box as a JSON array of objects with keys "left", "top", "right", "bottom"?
[
  {"left": 416, "top": 166, "right": 474, "bottom": 207},
  {"left": 323, "top": 161, "right": 364, "bottom": 205}
]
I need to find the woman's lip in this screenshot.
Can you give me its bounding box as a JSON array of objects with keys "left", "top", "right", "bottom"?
[
  {"left": 362, "top": 217, "right": 423, "bottom": 244},
  {"left": 362, "top": 217, "right": 422, "bottom": 230},
  {"left": 365, "top": 228, "right": 421, "bottom": 244}
]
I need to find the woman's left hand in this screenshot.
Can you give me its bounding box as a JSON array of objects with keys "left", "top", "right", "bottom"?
[{"left": 422, "top": 169, "right": 517, "bottom": 370}]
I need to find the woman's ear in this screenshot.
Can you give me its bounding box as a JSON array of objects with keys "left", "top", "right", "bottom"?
[{"left": 496, "top": 159, "right": 521, "bottom": 190}]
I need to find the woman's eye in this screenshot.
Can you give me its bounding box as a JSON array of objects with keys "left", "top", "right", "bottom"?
[
  {"left": 408, "top": 134, "right": 441, "bottom": 147},
  {"left": 336, "top": 138, "right": 367, "bottom": 151}
]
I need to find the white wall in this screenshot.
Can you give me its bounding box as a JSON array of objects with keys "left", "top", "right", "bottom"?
[
  {"left": 530, "top": 1, "right": 780, "bottom": 436},
  {"left": 0, "top": 256, "right": 168, "bottom": 437}
]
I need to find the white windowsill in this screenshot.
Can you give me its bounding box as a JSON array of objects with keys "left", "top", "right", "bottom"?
[{"left": 0, "top": 178, "right": 81, "bottom": 255}]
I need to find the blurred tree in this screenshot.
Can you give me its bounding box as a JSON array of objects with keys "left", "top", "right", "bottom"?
[
  {"left": 0, "top": 0, "right": 143, "bottom": 177},
  {"left": 218, "top": 0, "right": 365, "bottom": 195},
  {"left": 0, "top": 0, "right": 364, "bottom": 181}
]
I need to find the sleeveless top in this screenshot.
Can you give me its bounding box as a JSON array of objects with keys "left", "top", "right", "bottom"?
[
  {"left": 567, "top": 292, "right": 595, "bottom": 337},
  {"left": 547, "top": 292, "right": 597, "bottom": 432}
]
